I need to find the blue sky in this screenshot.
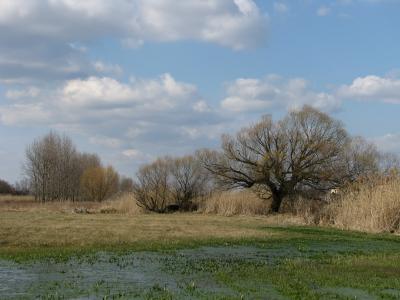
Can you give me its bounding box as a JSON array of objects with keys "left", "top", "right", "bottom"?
[{"left": 0, "top": 0, "right": 399, "bottom": 182}]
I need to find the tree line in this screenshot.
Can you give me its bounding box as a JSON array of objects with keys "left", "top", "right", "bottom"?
[
  {"left": 0, "top": 178, "right": 29, "bottom": 195},
  {"left": 132, "top": 106, "right": 399, "bottom": 213},
  {"left": 19, "top": 106, "right": 399, "bottom": 213}
]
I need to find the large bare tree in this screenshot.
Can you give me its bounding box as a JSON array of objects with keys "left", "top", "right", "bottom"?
[{"left": 202, "top": 106, "right": 350, "bottom": 212}]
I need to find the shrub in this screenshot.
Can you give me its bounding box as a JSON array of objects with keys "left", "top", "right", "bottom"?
[{"left": 80, "top": 166, "right": 119, "bottom": 201}]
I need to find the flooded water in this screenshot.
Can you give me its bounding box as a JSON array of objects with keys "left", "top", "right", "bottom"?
[
  {"left": 1, "top": 241, "right": 399, "bottom": 299},
  {"left": 0, "top": 245, "right": 302, "bottom": 299}
]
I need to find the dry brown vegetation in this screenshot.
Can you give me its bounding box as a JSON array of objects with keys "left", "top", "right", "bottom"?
[
  {"left": 0, "top": 192, "right": 305, "bottom": 250},
  {"left": 200, "top": 190, "right": 270, "bottom": 216},
  {"left": 199, "top": 175, "right": 400, "bottom": 234},
  {"left": 324, "top": 175, "right": 400, "bottom": 233},
  {"left": 0, "top": 210, "right": 288, "bottom": 250},
  {"left": 0, "top": 193, "right": 142, "bottom": 215}
]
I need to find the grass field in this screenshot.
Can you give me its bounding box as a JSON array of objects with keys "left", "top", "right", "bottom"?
[{"left": 1, "top": 197, "right": 400, "bottom": 299}]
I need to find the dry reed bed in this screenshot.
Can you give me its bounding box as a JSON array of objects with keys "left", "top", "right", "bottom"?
[
  {"left": 200, "top": 190, "right": 270, "bottom": 216},
  {"left": 327, "top": 176, "right": 400, "bottom": 233}
]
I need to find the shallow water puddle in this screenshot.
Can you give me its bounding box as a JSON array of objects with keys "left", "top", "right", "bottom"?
[
  {"left": 1, "top": 242, "right": 399, "bottom": 299},
  {"left": 318, "top": 287, "right": 378, "bottom": 300}
]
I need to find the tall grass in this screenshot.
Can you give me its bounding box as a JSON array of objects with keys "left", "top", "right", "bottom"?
[
  {"left": 326, "top": 175, "right": 400, "bottom": 233},
  {"left": 200, "top": 190, "right": 270, "bottom": 216}
]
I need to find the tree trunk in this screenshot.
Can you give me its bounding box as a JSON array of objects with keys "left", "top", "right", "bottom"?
[{"left": 270, "top": 191, "right": 283, "bottom": 213}]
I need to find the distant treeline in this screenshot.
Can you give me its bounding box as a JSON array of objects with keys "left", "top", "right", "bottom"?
[
  {"left": 23, "top": 132, "right": 133, "bottom": 202},
  {"left": 0, "top": 178, "right": 29, "bottom": 195}
]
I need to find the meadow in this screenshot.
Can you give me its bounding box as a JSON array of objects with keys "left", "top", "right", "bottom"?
[{"left": 1, "top": 194, "right": 400, "bottom": 299}]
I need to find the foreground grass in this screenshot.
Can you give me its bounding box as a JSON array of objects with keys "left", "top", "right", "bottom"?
[{"left": 1, "top": 211, "right": 400, "bottom": 299}]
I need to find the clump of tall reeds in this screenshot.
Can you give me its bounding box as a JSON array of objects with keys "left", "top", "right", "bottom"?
[
  {"left": 200, "top": 190, "right": 270, "bottom": 216},
  {"left": 325, "top": 174, "right": 400, "bottom": 233}
]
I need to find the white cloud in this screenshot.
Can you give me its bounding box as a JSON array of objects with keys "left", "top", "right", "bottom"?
[
  {"left": 0, "top": 73, "right": 207, "bottom": 125},
  {"left": 60, "top": 74, "right": 199, "bottom": 112},
  {"left": 5, "top": 87, "right": 41, "bottom": 100},
  {"left": 93, "top": 61, "right": 123, "bottom": 77},
  {"left": 370, "top": 133, "right": 400, "bottom": 153},
  {"left": 221, "top": 75, "right": 341, "bottom": 113},
  {"left": 193, "top": 101, "right": 211, "bottom": 112},
  {"left": 221, "top": 73, "right": 400, "bottom": 115},
  {"left": 0, "top": 103, "right": 51, "bottom": 125},
  {"left": 338, "top": 75, "right": 400, "bottom": 103},
  {"left": 134, "top": 0, "right": 268, "bottom": 50},
  {"left": 121, "top": 149, "right": 150, "bottom": 160},
  {"left": 0, "top": 0, "right": 267, "bottom": 49},
  {"left": 89, "top": 136, "right": 123, "bottom": 149},
  {"left": 317, "top": 6, "right": 331, "bottom": 16},
  {"left": 0, "top": 0, "right": 268, "bottom": 84}
]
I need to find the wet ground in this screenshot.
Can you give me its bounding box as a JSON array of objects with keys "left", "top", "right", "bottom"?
[{"left": 1, "top": 229, "right": 400, "bottom": 299}]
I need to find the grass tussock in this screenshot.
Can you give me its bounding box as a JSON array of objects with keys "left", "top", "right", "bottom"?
[
  {"left": 200, "top": 190, "right": 270, "bottom": 216},
  {"left": 327, "top": 175, "right": 400, "bottom": 233}
]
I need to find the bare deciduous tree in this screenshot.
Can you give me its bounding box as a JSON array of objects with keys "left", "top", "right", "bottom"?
[
  {"left": 202, "top": 106, "right": 350, "bottom": 213},
  {"left": 343, "top": 136, "right": 380, "bottom": 181},
  {"left": 170, "top": 155, "right": 211, "bottom": 210},
  {"left": 119, "top": 177, "right": 134, "bottom": 193}
]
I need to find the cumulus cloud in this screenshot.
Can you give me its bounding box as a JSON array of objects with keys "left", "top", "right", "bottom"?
[
  {"left": 134, "top": 0, "right": 268, "bottom": 50},
  {"left": 221, "top": 75, "right": 341, "bottom": 113},
  {"left": 5, "top": 87, "right": 41, "bottom": 100},
  {"left": 0, "top": 0, "right": 268, "bottom": 84},
  {"left": 221, "top": 73, "right": 400, "bottom": 115},
  {"left": 370, "top": 133, "right": 400, "bottom": 153},
  {"left": 338, "top": 75, "right": 400, "bottom": 103},
  {"left": 61, "top": 74, "right": 199, "bottom": 112},
  {"left": 317, "top": 6, "right": 331, "bottom": 16},
  {"left": 0, "top": 73, "right": 210, "bottom": 125},
  {"left": 0, "top": 103, "right": 52, "bottom": 125}
]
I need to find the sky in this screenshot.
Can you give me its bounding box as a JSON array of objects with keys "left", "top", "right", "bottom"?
[{"left": 0, "top": 0, "right": 399, "bottom": 183}]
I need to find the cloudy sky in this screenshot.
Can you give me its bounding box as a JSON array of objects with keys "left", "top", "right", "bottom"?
[{"left": 0, "top": 0, "right": 399, "bottom": 182}]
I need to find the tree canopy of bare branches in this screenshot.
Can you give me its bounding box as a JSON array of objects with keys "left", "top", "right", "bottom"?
[
  {"left": 202, "top": 106, "right": 351, "bottom": 212},
  {"left": 23, "top": 131, "right": 107, "bottom": 202},
  {"left": 133, "top": 154, "right": 213, "bottom": 213}
]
